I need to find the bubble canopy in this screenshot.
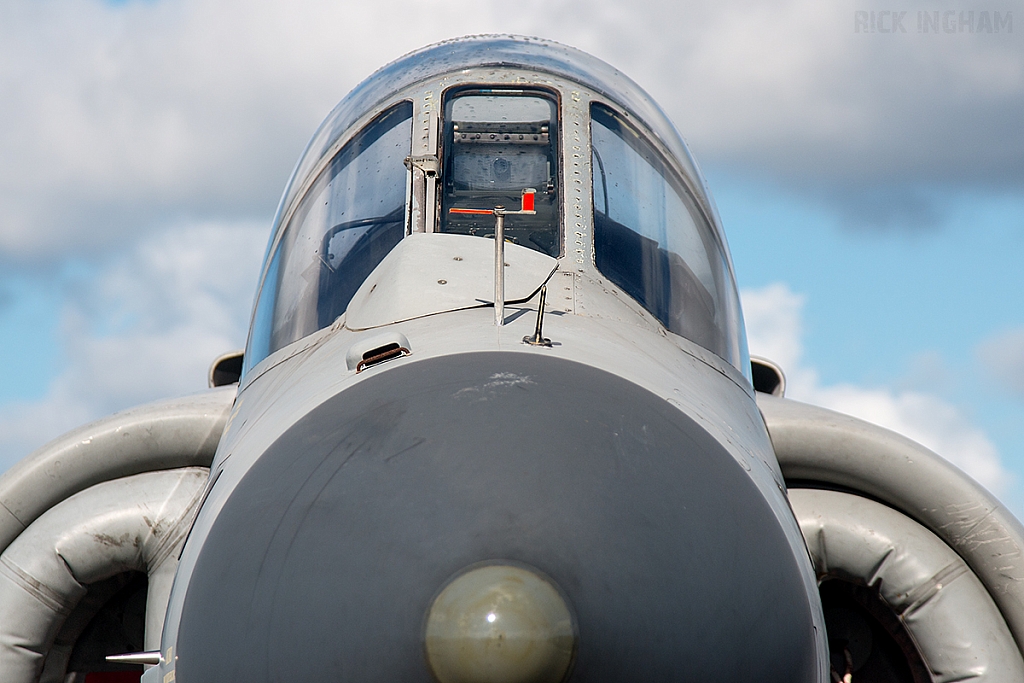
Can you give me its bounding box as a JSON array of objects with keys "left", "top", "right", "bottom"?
[{"left": 244, "top": 35, "right": 749, "bottom": 377}]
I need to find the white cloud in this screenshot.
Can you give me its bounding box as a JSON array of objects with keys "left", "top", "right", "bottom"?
[
  {"left": 739, "top": 282, "right": 808, "bottom": 384},
  {"left": 742, "top": 282, "right": 1010, "bottom": 494},
  {"left": 977, "top": 327, "right": 1024, "bottom": 398},
  {"left": 0, "top": 220, "right": 266, "bottom": 471}
]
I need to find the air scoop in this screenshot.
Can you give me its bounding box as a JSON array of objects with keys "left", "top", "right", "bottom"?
[
  {"left": 424, "top": 564, "right": 577, "bottom": 683},
  {"left": 345, "top": 232, "right": 557, "bottom": 330}
]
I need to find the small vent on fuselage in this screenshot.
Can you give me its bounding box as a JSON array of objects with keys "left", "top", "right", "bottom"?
[{"left": 357, "top": 343, "right": 410, "bottom": 372}]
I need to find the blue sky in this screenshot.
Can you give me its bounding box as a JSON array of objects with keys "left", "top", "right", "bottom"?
[
  {"left": 0, "top": 0, "right": 1022, "bottom": 514},
  {"left": 717, "top": 176, "right": 1024, "bottom": 509}
]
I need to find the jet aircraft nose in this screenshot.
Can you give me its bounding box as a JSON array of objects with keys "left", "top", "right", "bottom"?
[{"left": 174, "top": 352, "right": 818, "bottom": 682}]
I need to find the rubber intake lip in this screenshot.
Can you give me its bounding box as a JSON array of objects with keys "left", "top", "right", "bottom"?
[{"left": 176, "top": 351, "right": 817, "bottom": 683}]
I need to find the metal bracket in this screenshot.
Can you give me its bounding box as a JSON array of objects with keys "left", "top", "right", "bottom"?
[{"left": 404, "top": 154, "right": 440, "bottom": 178}]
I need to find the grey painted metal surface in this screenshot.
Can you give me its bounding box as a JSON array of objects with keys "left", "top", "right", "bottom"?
[
  {"left": 157, "top": 293, "right": 816, "bottom": 682},
  {"left": 0, "top": 468, "right": 208, "bottom": 683},
  {"left": 760, "top": 394, "right": 1024, "bottom": 654},
  {"left": 791, "top": 488, "right": 1024, "bottom": 682},
  {"left": 176, "top": 352, "right": 820, "bottom": 683},
  {"left": 0, "top": 387, "right": 233, "bottom": 555},
  {"left": 346, "top": 232, "right": 557, "bottom": 330},
  {"left": 750, "top": 355, "right": 786, "bottom": 397}
]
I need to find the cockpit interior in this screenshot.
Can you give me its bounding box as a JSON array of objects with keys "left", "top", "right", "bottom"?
[{"left": 440, "top": 89, "right": 560, "bottom": 257}]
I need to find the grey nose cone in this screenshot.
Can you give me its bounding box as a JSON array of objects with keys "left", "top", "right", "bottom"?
[
  {"left": 425, "top": 564, "right": 577, "bottom": 683},
  {"left": 175, "top": 351, "right": 819, "bottom": 682}
]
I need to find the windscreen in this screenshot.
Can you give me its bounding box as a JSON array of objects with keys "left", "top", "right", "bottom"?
[
  {"left": 245, "top": 101, "right": 413, "bottom": 371},
  {"left": 440, "top": 90, "right": 560, "bottom": 257},
  {"left": 591, "top": 102, "right": 743, "bottom": 366}
]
